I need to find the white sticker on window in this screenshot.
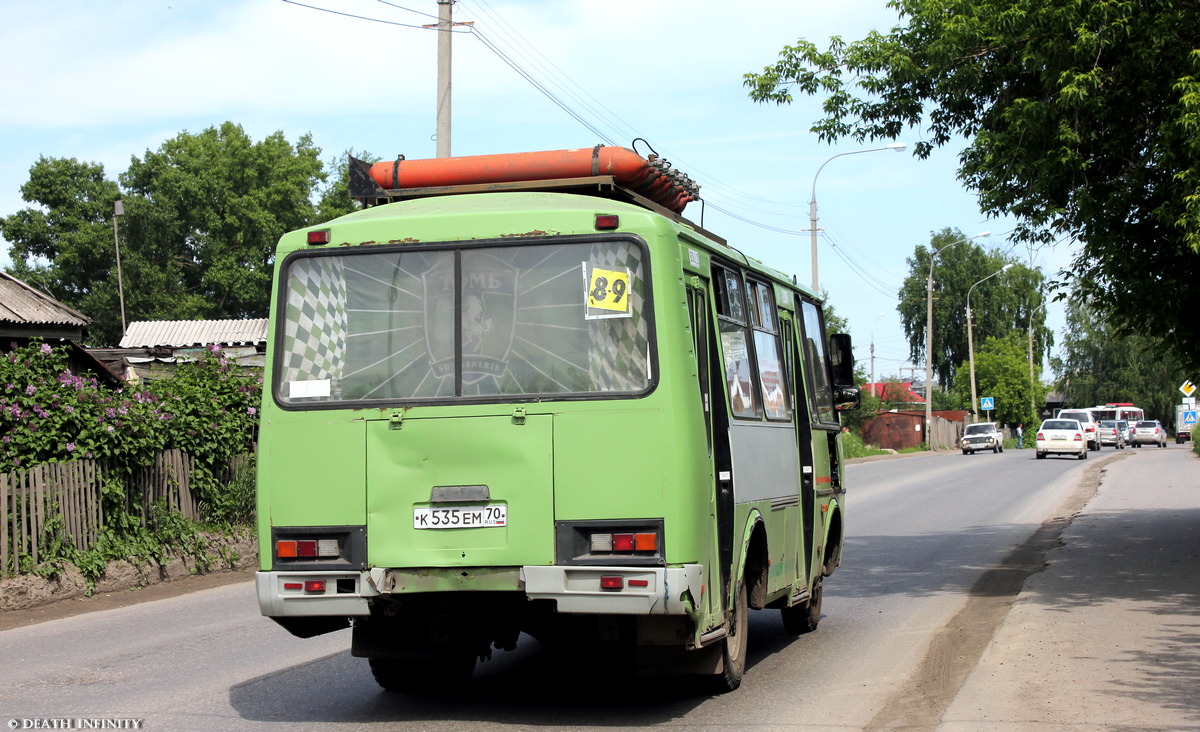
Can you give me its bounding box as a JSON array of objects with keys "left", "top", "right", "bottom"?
[{"left": 289, "top": 379, "right": 331, "bottom": 398}]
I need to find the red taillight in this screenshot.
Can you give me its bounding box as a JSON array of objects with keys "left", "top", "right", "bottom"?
[
  {"left": 594, "top": 214, "right": 620, "bottom": 230},
  {"left": 612, "top": 533, "right": 635, "bottom": 552},
  {"left": 628, "top": 579, "right": 649, "bottom": 587},
  {"left": 1036, "top": 432, "right": 1045, "bottom": 441},
  {"left": 283, "top": 582, "right": 303, "bottom": 590},
  {"left": 307, "top": 229, "right": 330, "bottom": 245},
  {"left": 600, "top": 576, "right": 624, "bottom": 590},
  {"left": 303, "top": 580, "right": 326, "bottom": 593},
  {"left": 1074, "top": 433, "right": 1083, "bottom": 441}
]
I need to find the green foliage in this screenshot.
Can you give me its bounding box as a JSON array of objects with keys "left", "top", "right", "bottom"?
[
  {"left": 0, "top": 123, "right": 333, "bottom": 346},
  {"left": 1054, "top": 297, "right": 1189, "bottom": 430},
  {"left": 0, "top": 339, "right": 259, "bottom": 582},
  {"left": 745, "top": 2, "right": 1200, "bottom": 372},
  {"left": 0, "top": 340, "right": 260, "bottom": 477},
  {"left": 896, "top": 228, "right": 1050, "bottom": 392},
  {"left": 952, "top": 332, "right": 1044, "bottom": 427}
]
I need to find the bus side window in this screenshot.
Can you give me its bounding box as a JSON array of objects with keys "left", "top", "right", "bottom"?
[
  {"left": 750, "top": 281, "right": 790, "bottom": 421},
  {"left": 713, "top": 265, "right": 761, "bottom": 419}
]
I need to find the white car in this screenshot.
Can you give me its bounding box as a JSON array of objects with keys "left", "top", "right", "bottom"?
[
  {"left": 1035, "top": 418, "right": 1088, "bottom": 460},
  {"left": 1057, "top": 409, "right": 1101, "bottom": 451},
  {"left": 961, "top": 422, "right": 1004, "bottom": 454},
  {"left": 1130, "top": 420, "right": 1168, "bottom": 448}
]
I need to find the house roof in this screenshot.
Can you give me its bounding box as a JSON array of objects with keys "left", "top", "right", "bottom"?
[
  {"left": 119, "top": 319, "right": 269, "bottom": 348},
  {"left": 0, "top": 270, "right": 91, "bottom": 335},
  {"left": 865, "top": 382, "right": 926, "bottom": 403}
]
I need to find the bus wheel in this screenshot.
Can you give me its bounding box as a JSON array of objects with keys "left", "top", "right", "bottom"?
[
  {"left": 708, "top": 580, "right": 748, "bottom": 693},
  {"left": 781, "top": 574, "right": 822, "bottom": 635},
  {"left": 368, "top": 649, "right": 476, "bottom": 692}
]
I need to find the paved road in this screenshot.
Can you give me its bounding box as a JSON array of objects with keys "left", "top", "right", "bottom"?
[{"left": 1, "top": 444, "right": 1195, "bottom": 730}]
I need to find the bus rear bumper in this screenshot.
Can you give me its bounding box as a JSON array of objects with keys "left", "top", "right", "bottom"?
[
  {"left": 256, "top": 571, "right": 373, "bottom": 617},
  {"left": 520, "top": 564, "right": 703, "bottom": 615}
]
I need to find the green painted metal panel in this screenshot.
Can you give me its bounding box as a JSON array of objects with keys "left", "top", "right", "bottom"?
[{"left": 365, "top": 414, "right": 554, "bottom": 567}]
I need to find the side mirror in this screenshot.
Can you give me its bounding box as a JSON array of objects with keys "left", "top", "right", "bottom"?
[
  {"left": 828, "top": 333, "right": 860, "bottom": 412},
  {"left": 834, "top": 384, "right": 862, "bottom": 412}
]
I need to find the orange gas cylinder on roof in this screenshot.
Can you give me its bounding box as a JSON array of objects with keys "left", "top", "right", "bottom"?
[{"left": 366, "top": 146, "right": 698, "bottom": 214}]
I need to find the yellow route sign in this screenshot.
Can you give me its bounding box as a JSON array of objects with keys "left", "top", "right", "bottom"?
[{"left": 1181, "top": 380, "right": 1196, "bottom": 397}]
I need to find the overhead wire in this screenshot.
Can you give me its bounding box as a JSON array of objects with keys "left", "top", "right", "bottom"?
[{"left": 282, "top": 0, "right": 926, "bottom": 295}]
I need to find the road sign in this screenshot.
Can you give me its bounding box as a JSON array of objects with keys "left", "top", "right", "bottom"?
[
  {"left": 1184, "top": 411, "right": 1198, "bottom": 426},
  {"left": 1181, "top": 380, "right": 1196, "bottom": 397},
  {"left": 980, "top": 397, "right": 995, "bottom": 411}
]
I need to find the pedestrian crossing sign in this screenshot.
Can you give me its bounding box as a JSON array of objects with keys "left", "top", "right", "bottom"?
[
  {"left": 1185, "top": 411, "right": 1198, "bottom": 426},
  {"left": 980, "top": 397, "right": 995, "bottom": 410}
]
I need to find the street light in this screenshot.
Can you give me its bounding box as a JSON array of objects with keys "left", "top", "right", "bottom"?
[
  {"left": 967, "top": 263, "right": 1015, "bottom": 423},
  {"left": 923, "top": 231, "right": 991, "bottom": 442},
  {"left": 113, "top": 200, "right": 127, "bottom": 337},
  {"left": 808, "top": 142, "right": 906, "bottom": 292}
]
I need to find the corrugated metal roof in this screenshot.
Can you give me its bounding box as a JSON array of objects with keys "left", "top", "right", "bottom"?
[
  {"left": 0, "top": 271, "right": 91, "bottom": 327},
  {"left": 119, "top": 319, "right": 269, "bottom": 348}
]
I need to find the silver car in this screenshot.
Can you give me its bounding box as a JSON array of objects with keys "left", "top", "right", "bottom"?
[
  {"left": 1130, "top": 420, "right": 1167, "bottom": 448},
  {"left": 1098, "top": 420, "right": 1126, "bottom": 449}
]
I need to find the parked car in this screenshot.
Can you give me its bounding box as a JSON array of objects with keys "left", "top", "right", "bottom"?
[
  {"left": 1056, "top": 409, "right": 1101, "bottom": 451},
  {"left": 1129, "top": 419, "right": 1167, "bottom": 448},
  {"left": 1035, "top": 418, "right": 1088, "bottom": 460},
  {"left": 961, "top": 422, "right": 1004, "bottom": 454},
  {"left": 1098, "top": 420, "right": 1126, "bottom": 449}
]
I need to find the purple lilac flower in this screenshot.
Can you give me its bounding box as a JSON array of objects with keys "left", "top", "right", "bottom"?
[
  {"left": 247, "top": 406, "right": 257, "bottom": 415},
  {"left": 66, "top": 442, "right": 75, "bottom": 451},
  {"left": 25, "top": 384, "right": 36, "bottom": 396},
  {"left": 40, "top": 343, "right": 52, "bottom": 354}
]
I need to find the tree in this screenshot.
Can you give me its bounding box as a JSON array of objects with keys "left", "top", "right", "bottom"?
[
  {"left": 744, "top": 1, "right": 1200, "bottom": 371},
  {"left": 120, "top": 122, "right": 326, "bottom": 326},
  {"left": 1, "top": 123, "right": 329, "bottom": 346},
  {"left": 894, "top": 228, "right": 1048, "bottom": 392},
  {"left": 1054, "top": 297, "right": 1189, "bottom": 431},
  {"left": 951, "top": 332, "right": 1043, "bottom": 427},
  {"left": 0, "top": 157, "right": 123, "bottom": 334}
]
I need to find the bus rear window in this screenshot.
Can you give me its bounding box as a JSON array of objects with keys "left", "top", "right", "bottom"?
[{"left": 276, "top": 238, "right": 652, "bottom": 405}]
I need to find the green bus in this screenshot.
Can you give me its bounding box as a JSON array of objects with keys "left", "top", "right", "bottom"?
[{"left": 255, "top": 147, "right": 860, "bottom": 693}]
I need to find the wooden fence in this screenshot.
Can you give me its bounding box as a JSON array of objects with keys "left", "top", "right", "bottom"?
[{"left": 1, "top": 450, "right": 246, "bottom": 577}]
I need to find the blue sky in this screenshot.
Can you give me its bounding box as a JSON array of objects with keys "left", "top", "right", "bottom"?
[{"left": 0, "top": 0, "right": 1075, "bottom": 379}]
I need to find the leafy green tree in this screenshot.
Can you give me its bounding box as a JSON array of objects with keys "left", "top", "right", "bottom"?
[
  {"left": 2, "top": 123, "right": 329, "bottom": 346},
  {"left": 0, "top": 157, "right": 123, "bottom": 334},
  {"left": 1054, "top": 297, "right": 1189, "bottom": 431},
  {"left": 894, "top": 228, "right": 1048, "bottom": 393},
  {"left": 120, "top": 122, "right": 325, "bottom": 325},
  {"left": 744, "top": 1, "right": 1200, "bottom": 371},
  {"left": 951, "top": 332, "right": 1042, "bottom": 426}
]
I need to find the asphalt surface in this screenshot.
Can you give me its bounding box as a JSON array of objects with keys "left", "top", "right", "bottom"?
[{"left": 940, "top": 444, "right": 1200, "bottom": 731}]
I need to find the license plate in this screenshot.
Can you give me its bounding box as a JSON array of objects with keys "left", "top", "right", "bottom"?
[
  {"left": 414, "top": 504, "right": 507, "bottom": 529},
  {"left": 1051, "top": 435, "right": 1066, "bottom": 441}
]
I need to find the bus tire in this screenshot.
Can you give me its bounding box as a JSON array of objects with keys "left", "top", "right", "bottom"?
[
  {"left": 781, "top": 573, "right": 822, "bottom": 635},
  {"left": 368, "top": 649, "right": 476, "bottom": 692},
  {"left": 708, "top": 580, "right": 748, "bottom": 693}
]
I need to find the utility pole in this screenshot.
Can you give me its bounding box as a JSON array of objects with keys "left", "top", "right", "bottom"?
[
  {"left": 435, "top": 0, "right": 452, "bottom": 158},
  {"left": 425, "top": 2, "right": 473, "bottom": 158}
]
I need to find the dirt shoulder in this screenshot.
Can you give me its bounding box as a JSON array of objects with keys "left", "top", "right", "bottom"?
[{"left": 0, "top": 529, "right": 258, "bottom": 631}]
